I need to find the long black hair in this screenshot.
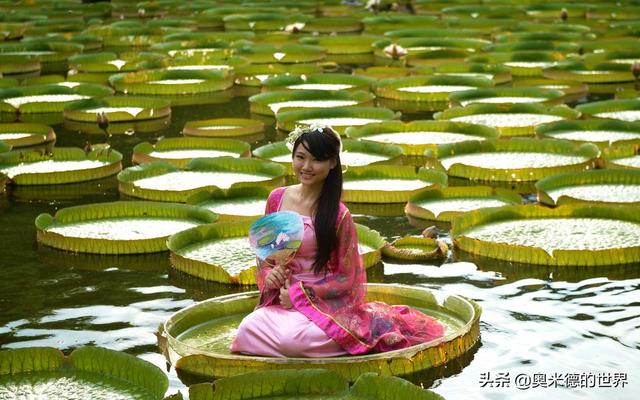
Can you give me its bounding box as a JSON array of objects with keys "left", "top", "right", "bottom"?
[{"left": 292, "top": 127, "right": 343, "bottom": 274}]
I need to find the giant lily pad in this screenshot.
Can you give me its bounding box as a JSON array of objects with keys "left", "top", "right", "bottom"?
[
  {"left": 0, "top": 147, "right": 122, "bottom": 185},
  {"left": 449, "top": 87, "right": 565, "bottom": 107},
  {"left": 68, "top": 51, "right": 164, "bottom": 74},
  {"left": 345, "top": 121, "right": 498, "bottom": 157},
  {"left": 234, "top": 64, "right": 323, "bottom": 87},
  {"left": 133, "top": 137, "right": 250, "bottom": 166},
  {"left": 433, "top": 138, "right": 599, "bottom": 183},
  {"left": 382, "top": 236, "right": 447, "bottom": 262},
  {"left": 253, "top": 139, "right": 402, "bottom": 171},
  {"left": 343, "top": 166, "right": 447, "bottom": 203},
  {"left": 0, "top": 123, "right": 55, "bottom": 148},
  {"left": 0, "top": 54, "right": 40, "bottom": 78},
  {"left": 188, "top": 369, "right": 444, "bottom": 400},
  {"left": 109, "top": 69, "right": 233, "bottom": 95},
  {"left": 187, "top": 187, "right": 271, "bottom": 222},
  {"left": 452, "top": 204, "right": 640, "bottom": 266},
  {"left": 276, "top": 106, "right": 400, "bottom": 134},
  {"left": 375, "top": 75, "right": 493, "bottom": 102},
  {"left": 222, "top": 13, "right": 311, "bottom": 31},
  {"left": 232, "top": 44, "right": 326, "bottom": 64},
  {"left": 576, "top": 99, "right": 640, "bottom": 123},
  {"left": 536, "top": 120, "right": 640, "bottom": 148},
  {"left": 168, "top": 221, "right": 257, "bottom": 284},
  {"left": 406, "top": 186, "right": 522, "bottom": 224},
  {"left": 160, "top": 284, "right": 481, "bottom": 381},
  {"left": 544, "top": 60, "right": 636, "bottom": 84},
  {"left": 300, "top": 16, "right": 363, "bottom": 34},
  {"left": 362, "top": 16, "right": 440, "bottom": 34},
  {"left": 183, "top": 118, "right": 265, "bottom": 139},
  {"left": 118, "top": 157, "right": 286, "bottom": 202},
  {"left": 429, "top": 62, "right": 512, "bottom": 85},
  {"left": 64, "top": 96, "right": 171, "bottom": 123},
  {"left": 36, "top": 201, "right": 217, "bottom": 254},
  {"left": 536, "top": 169, "right": 640, "bottom": 206},
  {"left": 299, "top": 35, "right": 378, "bottom": 55},
  {"left": 356, "top": 223, "right": 386, "bottom": 268},
  {"left": 249, "top": 90, "right": 374, "bottom": 116},
  {"left": 434, "top": 104, "right": 580, "bottom": 137},
  {"left": 602, "top": 145, "right": 640, "bottom": 170},
  {"left": 0, "top": 347, "right": 167, "bottom": 399},
  {"left": 261, "top": 73, "right": 374, "bottom": 92},
  {"left": 0, "top": 84, "right": 113, "bottom": 114},
  {"left": 467, "top": 51, "right": 564, "bottom": 77}
]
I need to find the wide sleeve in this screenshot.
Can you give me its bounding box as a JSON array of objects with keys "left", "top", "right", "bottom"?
[{"left": 254, "top": 187, "right": 285, "bottom": 307}]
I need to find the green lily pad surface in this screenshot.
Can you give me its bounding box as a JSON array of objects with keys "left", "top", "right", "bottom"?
[
  {"left": 188, "top": 370, "right": 444, "bottom": 400},
  {"left": 0, "top": 347, "right": 167, "bottom": 400},
  {"left": 536, "top": 170, "right": 640, "bottom": 205},
  {"left": 162, "top": 284, "right": 481, "bottom": 382},
  {"left": 0, "top": 123, "right": 56, "bottom": 147},
  {"left": 36, "top": 201, "right": 217, "bottom": 254},
  {"left": 453, "top": 204, "right": 640, "bottom": 266},
  {"left": 536, "top": 120, "right": 640, "bottom": 147},
  {"left": 183, "top": 118, "right": 264, "bottom": 138},
  {"left": 0, "top": 147, "right": 122, "bottom": 185},
  {"left": 132, "top": 138, "right": 250, "bottom": 167},
  {"left": 118, "top": 158, "right": 285, "bottom": 202},
  {"left": 406, "top": 187, "right": 521, "bottom": 223},
  {"left": 169, "top": 221, "right": 256, "bottom": 284},
  {"left": 435, "top": 139, "right": 598, "bottom": 182},
  {"left": 343, "top": 167, "right": 448, "bottom": 203}
]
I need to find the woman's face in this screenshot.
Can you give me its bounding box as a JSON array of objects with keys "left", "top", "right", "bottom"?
[{"left": 292, "top": 141, "right": 336, "bottom": 187}]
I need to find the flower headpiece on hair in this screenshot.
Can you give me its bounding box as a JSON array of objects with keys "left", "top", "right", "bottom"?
[{"left": 285, "top": 123, "right": 343, "bottom": 152}]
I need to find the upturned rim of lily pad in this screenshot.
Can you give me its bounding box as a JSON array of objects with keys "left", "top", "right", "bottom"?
[
  {"left": 64, "top": 96, "right": 171, "bottom": 122},
  {"left": 575, "top": 99, "right": 640, "bottom": 119},
  {"left": 36, "top": 200, "right": 217, "bottom": 254},
  {"left": 132, "top": 137, "right": 251, "bottom": 167},
  {"left": 342, "top": 165, "right": 448, "bottom": 203},
  {"left": 108, "top": 68, "right": 234, "bottom": 95},
  {"left": 449, "top": 87, "right": 565, "bottom": 107},
  {"left": 0, "top": 83, "right": 114, "bottom": 113},
  {"left": 0, "top": 147, "right": 122, "bottom": 185},
  {"left": 406, "top": 186, "right": 522, "bottom": 223},
  {"left": 452, "top": 203, "right": 640, "bottom": 266},
  {"left": 345, "top": 120, "right": 499, "bottom": 156},
  {"left": 431, "top": 138, "right": 599, "bottom": 182},
  {"left": 117, "top": 157, "right": 286, "bottom": 202},
  {"left": 536, "top": 119, "right": 640, "bottom": 148},
  {"left": 434, "top": 103, "right": 580, "bottom": 137},
  {"left": 249, "top": 89, "right": 375, "bottom": 116},
  {"left": 0, "top": 122, "right": 56, "bottom": 147},
  {"left": 161, "top": 283, "right": 481, "bottom": 382},
  {"left": 276, "top": 106, "right": 401, "bottom": 134},
  {"left": 374, "top": 75, "right": 493, "bottom": 102},
  {"left": 0, "top": 346, "right": 168, "bottom": 399},
  {"left": 536, "top": 169, "right": 640, "bottom": 206},
  {"left": 168, "top": 220, "right": 257, "bottom": 284},
  {"left": 183, "top": 118, "right": 265, "bottom": 138}
]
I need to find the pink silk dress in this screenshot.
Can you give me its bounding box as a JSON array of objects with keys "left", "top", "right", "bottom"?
[{"left": 230, "top": 187, "right": 445, "bottom": 357}]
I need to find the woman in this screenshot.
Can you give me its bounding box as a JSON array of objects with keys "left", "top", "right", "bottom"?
[{"left": 230, "top": 125, "right": 444, "bottom": 357}]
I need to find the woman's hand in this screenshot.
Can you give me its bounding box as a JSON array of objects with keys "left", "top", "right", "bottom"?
[
  {"left": 264, "top": 264, "right": 289, "bottom": 290},
  {"left": 279, "top": 279, "right": 292, "bottom": 309}
]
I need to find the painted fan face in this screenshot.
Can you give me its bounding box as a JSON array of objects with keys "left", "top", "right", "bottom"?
[{"left": 249, "top": 211, "right": 304, "bottom": 263}]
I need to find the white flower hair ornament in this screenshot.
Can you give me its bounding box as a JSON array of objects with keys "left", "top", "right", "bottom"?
[{"left": 285, "top": 124, "right": 343, "bottom": 152}]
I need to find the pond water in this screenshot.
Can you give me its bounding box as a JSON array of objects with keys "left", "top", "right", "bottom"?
[{"left": 1, "top": 95, "right": 638, "bottom": 400}]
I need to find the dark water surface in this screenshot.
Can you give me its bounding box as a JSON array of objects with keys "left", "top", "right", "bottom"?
[{"left": 1, "top": 94, "right": 639, "bottom": 399}]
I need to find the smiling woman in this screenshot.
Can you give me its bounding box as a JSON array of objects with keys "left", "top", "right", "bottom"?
[{"left": 230, "top": 126, "right": 445, "bottom": 358}]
